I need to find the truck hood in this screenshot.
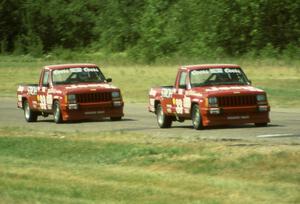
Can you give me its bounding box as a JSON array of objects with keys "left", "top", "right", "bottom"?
[
  {"left": 190, "top": 85, "right": 265, "bottom": 96},
  {"left": 55, "top": 83, "right": 120, "bottom": 94}
]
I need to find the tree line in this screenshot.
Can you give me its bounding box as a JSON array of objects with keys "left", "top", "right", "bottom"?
[{"left": 0, "top": 0, "right": 299, "bottom": 62}]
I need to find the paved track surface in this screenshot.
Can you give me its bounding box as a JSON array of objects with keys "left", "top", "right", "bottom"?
[{"left": 1, "top": 97, "right": 300, "bottom": 144}]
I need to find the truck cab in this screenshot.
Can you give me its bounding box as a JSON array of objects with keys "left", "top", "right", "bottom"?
[{"left": 149, "top": 64, "right": 270, "bottom": 129}]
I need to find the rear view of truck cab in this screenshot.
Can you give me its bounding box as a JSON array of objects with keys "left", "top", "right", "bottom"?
[
  {"left": 17, "top": 64, "right": 124, "bottom": 123},
  {"left": 148, "top": 64, "right": 270, "bottom": 129}
]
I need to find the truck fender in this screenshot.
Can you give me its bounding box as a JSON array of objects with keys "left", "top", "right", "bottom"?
[
  {"left": 154, "top": 100, "right": 160, "bottom": 110},
  {"left": 191, "top": 102, "right": 200, "bottom": 114}
]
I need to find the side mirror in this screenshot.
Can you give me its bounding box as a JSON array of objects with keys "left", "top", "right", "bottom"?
[
  {"left": 106, "top": 78, "right": 112, "bottom": 83},
  {"left": 248, "top": 80, "right": 252, "bottom": 85}
]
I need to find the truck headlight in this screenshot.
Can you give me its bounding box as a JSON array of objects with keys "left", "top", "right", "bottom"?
[
  {"left": 208, "top": 97, "right": 218, "bottom": 107},
  {"left": 67, "top": 94, "right": 76, "bottom": 104},
  {"left": 112, "top": 91, "right": 120, "bottom": 98},
  {"left": 256, "top": 94, "right": 266, "bottom": 102}
]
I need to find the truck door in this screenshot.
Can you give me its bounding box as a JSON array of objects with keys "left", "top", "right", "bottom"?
[
  {"left": 172, "top": 71, "right": 187, "bottom": 115},
  {"left": 37, "top": 70, "right": 51, "bottom": 111}
]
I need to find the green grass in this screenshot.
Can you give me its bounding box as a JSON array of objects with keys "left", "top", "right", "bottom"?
[
  {"left": 1, "top": 55, "right": 300, "bottom": 106},
  {"left": 0, "top": 127, "right": 299, "bottom": 204}
]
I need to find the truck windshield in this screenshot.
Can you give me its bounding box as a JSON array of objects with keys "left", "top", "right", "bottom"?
[
  {"left": 190, "top": 68, "right": 249, "bottom": 87},
  {"left": 52, "top": 67, "right": 106, "bottom": 85}
]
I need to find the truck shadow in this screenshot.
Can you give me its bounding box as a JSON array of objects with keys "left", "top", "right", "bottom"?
[
  {"left": 172, "top": 123, "right": 281, "bottom": 130},
  {"left": 36, "top": 118, "right": 137, "bottom": 123}
]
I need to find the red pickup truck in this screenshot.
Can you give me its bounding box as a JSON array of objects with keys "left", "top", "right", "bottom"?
[
  {"left": 148, "top": 64, "right": 270, "bottom": 129},
  {"left": 17, "top": 64, "right": 124, "bottom": 123}
]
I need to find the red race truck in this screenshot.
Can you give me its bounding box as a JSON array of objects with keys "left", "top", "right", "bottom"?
[
  {"left": 148, "top": 64, "right": 270, "bottom": 129},
  {"left": 17, "top": 64, "right": 124, "bottom": 123}
]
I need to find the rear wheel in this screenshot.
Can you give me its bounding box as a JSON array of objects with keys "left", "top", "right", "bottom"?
[
  {"left": 53, "top": 101, "right": 63, "bottom": 123},
  {"left": 23, "top": 100, "right": 38, "bottom": 122},
  {"left": 191, "top": 104, "right": 203, "bottom": 130},
  {"left": 156, "top": 104, "right": 172, "bottom": 128}
]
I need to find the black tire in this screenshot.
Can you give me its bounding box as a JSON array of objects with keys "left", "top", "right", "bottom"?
[
  {"left": 53, "top": 101, "right": 63, "bottom": 123},
  {"left": 110, "top": 117, "right": 122, "bottom": 121},
  {"left": 156, "top": 104, "right": 172, "bottom": 128},
  {"left": 23, "top": 100, "right": 38, "bottom": 122},
  {"left": 255, "top": 123, "right": 268, "bottom": 127},
  {"left": 191, "top": 104, "right": 203, "bottom": 130}
]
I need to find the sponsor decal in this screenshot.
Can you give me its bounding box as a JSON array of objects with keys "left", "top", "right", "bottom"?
[
  {"left": 227, "top": 115, "right": 250, "bottom": 120},
  {"left": 183, "top": 97, "right": 191, "bottom": 108},
  {"left": 210, "top": 68, "right": 223, "bottom": 74},
  {"left": 53, "top": 67, "right": 100, "bottom": 75},
  {"left": 39, "top": 95, "right": 47, "bottom": 110},
  {"left": 38, "top": 94, "right": 53, "bottom": 110},
  {"left": 175, "top": 99, "right": 183, "bottom": 114},
  {"left": 66, "top": 84, "right": 117, "bottom": 89},
  {"left": 149, "top": 98, "right": 155, "bottom": 106},
  {"left": 205, "top": 86, "right": 263, "bottom": 92},
  {"left": 224, "top": 68, "right": 241, "bottom": 73},
  {"left": 17, "top": 86, "right": 24, "bottom": 92},
  {"left": 48, "top": 89, "right": 62, "bottom": 94},
  {"left": 83, "top": 67, "right": 99, "bottom": 72},
  {"left": 149, "top": 89, "right": 157, "bottom": 96},
  {"left": 28, "top": 86, "right": 38, "bottom": 95},
  {"left": 84, "top": 111, "right": 105, "bottom": 115},
  {"left": 161, "top": 88, "right": 173, "bottom": 98},
  {"left": 46, "top": 94, "right": 53, "bottom": 109},
  {"left": 191, "top": 70, "right": 209, "bottom": 75},
  {"left": 192, "top": 68, "right": 241, "bottom": 75},
  {"left": 186, "top": 90, "right": 203, "bottom": 97},
  {"left": 178, "top": 89, "right": 184, "bottom": 95}
]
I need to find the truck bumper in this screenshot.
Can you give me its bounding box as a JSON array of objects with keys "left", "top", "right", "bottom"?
[
  {"left": 61, "top": 101, "right": 124, "bottom": 121},
  {"left": 201, "top": 106, "right": 270, "bottom": 127}
]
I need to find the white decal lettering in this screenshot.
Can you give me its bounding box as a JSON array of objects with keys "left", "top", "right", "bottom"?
[
  {"left": 183, "top": 97, "right": 191, "bottom": 108},
  {"left": 161, "top": 89, "right": 173, "bottom": 98},
  {"left": 83, "top": 67, "right": 99, "bottom": 72},
  {"left": 224, "top": 68, "right": 241, "bottom": 73},
  {"left": 210, "top": 69, "right": 223, "bottom": 74}
]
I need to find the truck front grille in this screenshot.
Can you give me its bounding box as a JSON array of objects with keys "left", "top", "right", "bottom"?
[
  {"left": 218, "top": 95, "right": 256, "bottom": 107},
  {"left": 76, "top": 92, "right": 112, "bottom": 103}
]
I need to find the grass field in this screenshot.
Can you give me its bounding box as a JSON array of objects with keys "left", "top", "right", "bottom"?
[
  {"left": 0, "top": 127, "right": 299, "bottom": 204},
  {"left": 0, "top": 55, "right": 300, "bottom": 107}
]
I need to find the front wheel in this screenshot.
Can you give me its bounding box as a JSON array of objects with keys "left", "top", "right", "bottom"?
[
  {"left": 156, "top": 104, "right": 172, "bottom": 128},
  {"left": 191, "top": 104, "right": 203, "bottom": 130},
  {"left": 53, "top": 101, "right": 63, "bottom": 123},
  {"left": 23, "top": 100, "right": 38, "bottom": 122}
]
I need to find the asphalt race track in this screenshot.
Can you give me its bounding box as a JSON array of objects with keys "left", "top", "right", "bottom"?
[{"left": 1, "top": 97, "right": 300, "bottom": 144}]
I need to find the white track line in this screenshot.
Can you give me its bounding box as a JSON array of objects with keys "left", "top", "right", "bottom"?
[{"left": 257, "top": 133, "right": 297, "bottom": 138}]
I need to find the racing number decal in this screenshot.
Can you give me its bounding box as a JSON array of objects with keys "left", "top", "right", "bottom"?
[
  {"left": 38, "top": 94, "right": 53, "bottom": 110},
  {"left": 174, "top": 97, "right": 191, "bottom": 114},
  {"left": 39, "top": 95, "right": 47, "bottom": 110},
  {"left": 175, "top": 99, "right": 183, "bottom": 114}
]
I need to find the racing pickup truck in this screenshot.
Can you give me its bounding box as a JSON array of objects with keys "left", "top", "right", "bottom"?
[
  {"left": 17, "top": 64, "right": 124, "bottom": 123},
  {"left": 148, "top": 64, "right": 270, "bottom": 129}
]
